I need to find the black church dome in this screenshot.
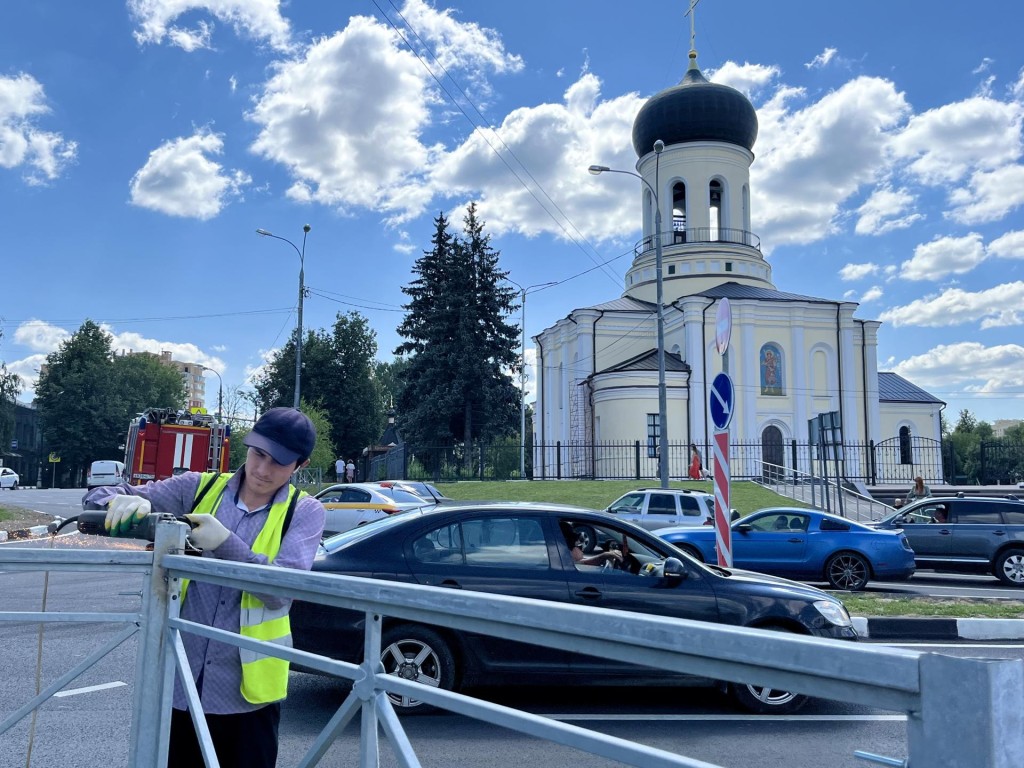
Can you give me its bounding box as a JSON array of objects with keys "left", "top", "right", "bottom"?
[{"left": 632, "top": 65, "right": 758, "bottom": 156}]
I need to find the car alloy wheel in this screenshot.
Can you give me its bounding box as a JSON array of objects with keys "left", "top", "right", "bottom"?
[
  {"left": 825, "top": 552, "right": 870, "bottom": 591},
  {"left": 379, "top": 626, "right": 456, "bottom": 714},
  {"left": 995, "top": 548, "right": 1024, "bottom": 586},
  {"left": 729, "top": 628, "right": 807, "bottom": 714}
]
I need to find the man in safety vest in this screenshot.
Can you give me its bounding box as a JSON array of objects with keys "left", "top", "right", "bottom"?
[{"left": 84, "top": 407, "right": 326, "bottom": 768}]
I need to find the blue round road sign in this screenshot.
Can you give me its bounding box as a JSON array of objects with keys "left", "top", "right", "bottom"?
[{"left": 709, "top": 372, "right": 734, "bottom": 430}]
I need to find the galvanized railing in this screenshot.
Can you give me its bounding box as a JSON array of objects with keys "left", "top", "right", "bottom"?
[
  {"left": 3, "top": 522, "right": 1022, "bottom": 767},
  {"left": 755, "top": 462, "right": 896, "bottom": 523}
]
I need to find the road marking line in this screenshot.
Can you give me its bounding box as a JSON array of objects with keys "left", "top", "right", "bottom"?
[
  {"left": 546, "top": 714, "right": 907, "bottom": 722},
  {"left": 53, "top": 681, "right": 127, "bottom": 698}
]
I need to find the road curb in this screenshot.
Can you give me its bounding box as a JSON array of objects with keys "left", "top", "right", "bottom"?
[{"left": 854, "top": 616, "right": 1024, "bottom": 641}]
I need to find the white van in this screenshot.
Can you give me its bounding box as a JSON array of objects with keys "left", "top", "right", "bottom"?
[{"left": 87, "top": 460, "right": 126, "bottom": 489}]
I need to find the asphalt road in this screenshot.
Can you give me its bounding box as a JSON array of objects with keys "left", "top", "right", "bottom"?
[{"left": 2, "top": 534, "right": 1022, "bottom": 768}]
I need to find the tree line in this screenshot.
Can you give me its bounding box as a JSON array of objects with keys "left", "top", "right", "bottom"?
[{"left": 14, "top": 203, "right": 522, "bottom": 481}]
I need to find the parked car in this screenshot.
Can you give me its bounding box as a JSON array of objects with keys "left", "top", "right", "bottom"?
[
  {"left": 291, "top": 503, "right": 857, "bottom": 715},
  {"left": 368, "top": 480, "right": 452, "bottom": 504},
  {"left": 86, "top": 460, "right": 127, "bottom": 490},
  {"left": 658, "top": 507, "right": 915, "bottom": 591},
  {"left": 0, "top": 467, "right": 19, "bottom": 490},
  {"left": 314, "top": 483, "right": 432, "bottom": 536},
  {"left": 603, "top": 487, "right": 716, "bottom": 534},
  {"left": 873, "top": 495, "right": 1024, "bottom": 585}
]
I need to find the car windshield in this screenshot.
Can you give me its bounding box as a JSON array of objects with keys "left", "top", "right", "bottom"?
[
  {"left": 380, "top": 487, "right": 429, "bottom": 505},
  {"left": 321, "top": 513, "right": 415, "bottom": 552},
  {"left": 608, "top": 493, "right": 644, "bottom": 513}
]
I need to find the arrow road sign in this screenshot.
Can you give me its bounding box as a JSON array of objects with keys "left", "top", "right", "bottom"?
[{"left": 709, "top": 372, "right": 734, "bottom": 430}]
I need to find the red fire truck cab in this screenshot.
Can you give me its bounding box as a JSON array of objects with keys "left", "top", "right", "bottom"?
[{"left": 124, "top": 408, "right": 231, "bottom": 484}]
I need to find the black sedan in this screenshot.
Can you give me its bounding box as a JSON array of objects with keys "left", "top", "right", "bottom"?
[{"left": 291, "top": 503, "right": 858, "bottom": 715}]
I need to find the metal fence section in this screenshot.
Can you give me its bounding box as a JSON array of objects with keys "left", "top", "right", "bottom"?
[
  {"left": 371, "top": 436, "right": 967, "bottom": 485},
  {"left": 4, "top": 521, "right": 1023, "bottom": 767}
]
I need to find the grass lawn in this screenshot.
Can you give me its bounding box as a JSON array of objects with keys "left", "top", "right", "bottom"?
[
  {"left": 433, "top": 479, "right": 1024, "bottom": 619},
  {"left": 432, "top": 478, "right": 803, "bottom": 515}
]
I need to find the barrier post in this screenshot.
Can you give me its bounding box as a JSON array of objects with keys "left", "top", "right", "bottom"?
[
  {"left": 907, "top": 653, "right": 1024, "bottom": 766},
  {"left": 128, "top": 520, "right": 189, "bottom": 768}
]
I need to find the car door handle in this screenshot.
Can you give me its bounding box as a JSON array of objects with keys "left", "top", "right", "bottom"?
[
  {"left": 992, "top": 531, "right": 1007, "bottom": 537},
  {"left": 574, "top": 586, "right": 602, "bottom": 600},
  {"left": 438, "top": 579, "right": 463, "bottom": 589},
  {"left": 939, "top": 529, "right": 951, "bottom": 535},
  {"left": 787, "top": 538, "right": 802, "bottom": 543}
]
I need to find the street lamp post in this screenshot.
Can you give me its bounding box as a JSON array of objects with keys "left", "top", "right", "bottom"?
[
  {"left": 589, "top": 139, "right": 669, "bottom": 488},
  {"left": 508, "top": 279, "right": 558, "bottom": 480},
  {"left": 202, "top": 366, "right": 223, "bottom": 422},
  {"left": 256, "top": 225, "right": 311, "bottom": 409}
]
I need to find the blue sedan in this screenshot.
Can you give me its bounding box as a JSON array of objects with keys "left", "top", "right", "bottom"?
[{"left": 658, "top": 507, "right": 915, "bottom": 591}]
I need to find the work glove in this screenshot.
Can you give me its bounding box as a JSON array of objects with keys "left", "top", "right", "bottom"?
[
  {"left": 105, "top": 496, "right": 151, "bottom": 537},
  {"left": 184, "top": 514, "right": 231, "bottom": 551}
]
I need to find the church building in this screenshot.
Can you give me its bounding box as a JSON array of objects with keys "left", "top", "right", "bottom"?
[{"left": 532, "top": 44, "right": 944, "bottom": 483}]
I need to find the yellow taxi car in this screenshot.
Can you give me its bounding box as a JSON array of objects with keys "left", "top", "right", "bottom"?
[{"left": 315, "top": 482, "right": 432, "bottom": 536}]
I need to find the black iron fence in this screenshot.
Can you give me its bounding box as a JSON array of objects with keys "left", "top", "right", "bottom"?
[{"left": 365, "top": 436, "right": 1024, "bottom": 486}]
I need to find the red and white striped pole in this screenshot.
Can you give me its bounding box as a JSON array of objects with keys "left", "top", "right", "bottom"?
[{"left": 713, "top": 429, "right": 732, "bottom": 567}]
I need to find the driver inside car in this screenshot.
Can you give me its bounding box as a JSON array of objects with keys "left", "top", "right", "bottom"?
[{"left": 560, "top": 522, "right": 623, "bottom": 569}]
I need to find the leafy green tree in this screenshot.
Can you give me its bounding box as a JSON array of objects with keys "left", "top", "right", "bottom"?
[
  {"left": 254, "top": 312, "right": 382, "bottom": 462},
  {"left": 36, "top": 320, "right": 186, "bottom": 484},
  {"left": 0, "top": 329, "right": 21, "bottom": 453},
  {"left": 395, "top": 205, "right": 520, "bottom": 457},
  {"left": 301, "top": 400, "right": 336, "bottom": 472},
  {"left": 375, "top": 357, "right": 411, "bottom": 415}
]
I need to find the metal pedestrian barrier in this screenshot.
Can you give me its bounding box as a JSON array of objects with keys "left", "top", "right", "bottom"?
[{"left": 2, "top": 521, "right": 1022, "bottom": 767}]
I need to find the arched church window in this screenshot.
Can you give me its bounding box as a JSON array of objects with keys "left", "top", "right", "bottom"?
[
  {"left": 709, "top": 179, "right": 723, "bottom": 240},
  {"left": 899, "top": 426, "right": 913, "bottom": 465},
  {"left": 672, "top": 182, "right": 686, "bottom": 243},
  {"left": 760, "top": 343, "right": 784, "bottom": 396}
]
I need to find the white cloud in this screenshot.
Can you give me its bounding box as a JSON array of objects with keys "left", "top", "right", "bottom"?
[
  {"left": 127, "top": 0, "right": 293, "bottom": 51},
  {"left": 899, "top": 233, "right": 986, "bottom": 281},
  {"left": 710, "top": 61, "right": 780, "bottom": 99},
  {"left": 878, "top": 281, "right": 1024, "bottom": 327},
  {"left": 129, "top": 130, "right": 251, "bottom": 219},
  {"left": 855, "top": 184, "right": 923, "bottom": 235},
  {"left": 805, "top": 48, "right": 837, "bottom": 70},
  {"left": 751, "top": 76, "right": 910, "bottom": 250},
  {"left": 839, "top": 262, "right": 878, "bottom": 281},
  {"left": 0, "top": 73, "right": 77, "bottom": 184},
  {"left": 860, "top": 285, "right": 883, "bottom": 302},
  {"left": 9, "top": 320, "right": 225, "bottom": 399},
  {"left": 890, "top": 96, "right": 1024, "bottom": 185},
  {"left": 988, "top": 230, "right": 1024, "bottom": 259},
  {"left": 947, "top": 164, "right": 1024, "bottom": 224},
  {"left": 893, "top": 342, "right": 1024, "bottom": 397}
]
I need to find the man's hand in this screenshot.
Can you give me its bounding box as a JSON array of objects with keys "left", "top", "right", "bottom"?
[
  {"left": 105, "top": 496, "right": 152, "bottom": 537},
  {"left": 184, "top": 514, "right": 231, "bottom": 550}
]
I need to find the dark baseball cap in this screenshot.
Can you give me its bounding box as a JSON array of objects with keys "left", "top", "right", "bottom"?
[{"left": 243, "top": 407, "right": 316, "bottom": 466}]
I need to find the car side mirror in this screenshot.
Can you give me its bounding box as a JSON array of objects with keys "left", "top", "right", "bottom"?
[
  {"left": 662, "top": 557, "right": 686, "bottom": 582},
  {"left": 735, "top": 523, "right": 753, "bottom": 534}
]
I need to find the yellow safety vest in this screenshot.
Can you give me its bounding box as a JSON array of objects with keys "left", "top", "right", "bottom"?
[{"left": 181, "top": 471, "right": 306, "bottom": 704}]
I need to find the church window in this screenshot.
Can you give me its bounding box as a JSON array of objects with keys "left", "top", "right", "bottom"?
[
  {"left": 709, "top": 179, "right": 723, "bottom": 240},
  {"left": 759, "top": 343, "right": 784, "bottom": 396},
  {"left": 725, "top": 262, "right": 733, "bottom": 272},
  {"left": 672, "top": 182, "right": 686, "bottom": 243},
  {"left": 668, "top": 264, "right": 676, "bottom": 275},
  {"left": 899, "top": 426, "right": 913, "bottom": 464},
  {"left": 646, "top": 413, "right": 660, "bottom": 458}
]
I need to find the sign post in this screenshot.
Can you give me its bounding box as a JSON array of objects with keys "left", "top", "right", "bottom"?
[
  {"left": 710, "top": 296, "right": 734, "bottom": 568},
  {"left": 48, "top": 452, "right": 61, "bottom": 489}
]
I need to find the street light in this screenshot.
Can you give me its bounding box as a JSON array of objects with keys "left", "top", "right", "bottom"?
[
  {"left": 508, "top": 279, "right": 558, "bottom": 480},
  {"left": 201, "top": 366, "right": 223, "bottom": 423},
  {"left": 589, "top": 139, "right": 669, "bottom": 488},
  {"left": 256, "top": 224, "right": 311, "bottom": 409}
]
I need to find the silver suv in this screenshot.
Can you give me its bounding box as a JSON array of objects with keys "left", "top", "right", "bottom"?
[
  {"left": 875, "top": 495, "right": 1024, "bottom": 585},
  {"left": 604, "top": 488, "right": 716, "bottom": 532}
]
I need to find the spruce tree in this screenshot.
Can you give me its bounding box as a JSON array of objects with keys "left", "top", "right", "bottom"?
[{"left": 395, "top": 205, "right": 521, "bottom": 455}]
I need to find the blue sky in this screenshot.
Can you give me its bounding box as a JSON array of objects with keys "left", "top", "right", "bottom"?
[{"left": 2, "top": 1, "right": 1023, "bottom": 425}]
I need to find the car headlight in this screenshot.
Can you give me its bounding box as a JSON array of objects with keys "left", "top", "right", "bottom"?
[{"left": 813, "top": 599, "right": 853, "bottom": 627}]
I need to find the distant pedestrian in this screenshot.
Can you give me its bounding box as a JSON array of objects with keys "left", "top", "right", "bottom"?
[
  {"left": 345, "top": 459, "right": 355, "bottom": 483},
  {"left": 688, "top": 444, "right": 703, "bottom": 480},
  {"left": 905, "top": 476, "right": 931, "bottom": 505},
  {"left": 335, "top": 457, "right": 345, "bottom": 482}
]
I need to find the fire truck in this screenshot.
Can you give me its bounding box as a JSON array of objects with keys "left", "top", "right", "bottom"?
[{"left": 124, "top": 407, "right": 231, "bottom": 484}]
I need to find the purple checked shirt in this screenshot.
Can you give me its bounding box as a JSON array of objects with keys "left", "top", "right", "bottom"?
[{"left": 85, "top": 467, "right": 326, "bottom": 714}]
